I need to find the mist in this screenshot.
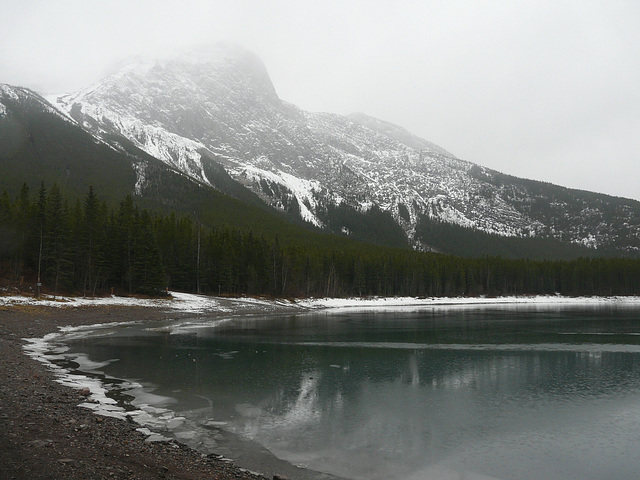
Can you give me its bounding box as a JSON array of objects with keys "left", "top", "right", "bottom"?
[{"left": 2, "top": 0, "right": 639, "bottom": 200}]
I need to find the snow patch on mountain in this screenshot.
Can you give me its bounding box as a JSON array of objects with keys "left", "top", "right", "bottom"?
[
  {"left": 50, "top": 96, "right": 214, "bottom": 187},
  {"left": 0, "top": 84, "right": 20, "bottom": 101},
  {"left": 0, "top": 85, "right": 73, "bottom": 124},
  {"left": 231, "top": 163, "right": 324, "bottom": 227}
]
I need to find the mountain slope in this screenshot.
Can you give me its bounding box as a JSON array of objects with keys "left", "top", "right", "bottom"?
[
  {"left": 0, "top": 84, "right": 320, "bottom": 240},
  {"left": 47, "top": 44, "right": 640, "bottom": 257},
  {"left": 0, "top": 84, "right": 136, "bottom": 200}
]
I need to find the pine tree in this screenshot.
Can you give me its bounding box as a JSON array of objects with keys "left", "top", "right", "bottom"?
[
  {"left": 43, "top": 184, "right": 72, "bottom": 293},
  {"left": 80, "top": 186, "right": 104, "bottom": 296},
  {"left": 117, "top": 195, "right": 136, "bottom": 293},
  {"left": 131, "top": 209, "right": 165, "bottom": 294}
]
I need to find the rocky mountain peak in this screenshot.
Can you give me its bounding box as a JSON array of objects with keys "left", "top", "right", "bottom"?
[
  {"left": 46, "top": 47, "right": 640, "bottom": 256},
  {"left": 58, "top": 43, "right": 281, "bottom": 134}
]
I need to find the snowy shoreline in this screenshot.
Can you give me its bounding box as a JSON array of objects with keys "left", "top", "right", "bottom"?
[{"left": 3, "top": 290, "right": 640, "bottom": 312}]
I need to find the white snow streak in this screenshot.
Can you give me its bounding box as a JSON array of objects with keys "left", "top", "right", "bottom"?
[{"left": 3, "top": 291, "right": 640, "bottom": 313}]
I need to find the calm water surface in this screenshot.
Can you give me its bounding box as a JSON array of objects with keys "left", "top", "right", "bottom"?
[{"left": 59, "top": 305, "right": 640, "bottom": 480}]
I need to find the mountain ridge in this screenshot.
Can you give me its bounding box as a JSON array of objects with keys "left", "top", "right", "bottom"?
[
  {"left": 346, "top": 112, "right": 455, "bottom": 157},
  {"left": 9, "top": 43, "right": 640, "bottom": 257}
]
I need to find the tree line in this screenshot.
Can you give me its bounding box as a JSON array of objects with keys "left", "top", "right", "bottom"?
[{"left": 1, "top": 183, "right": 639, "bottom": 298}]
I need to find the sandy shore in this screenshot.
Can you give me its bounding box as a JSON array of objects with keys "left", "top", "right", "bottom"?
[{"left": 2, "top": 291, "right": 640, "bottom": 480}]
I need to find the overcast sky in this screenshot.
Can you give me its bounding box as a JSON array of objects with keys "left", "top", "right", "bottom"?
[{"left": 2, "top": 0, "right": 639, "bottom": 200}]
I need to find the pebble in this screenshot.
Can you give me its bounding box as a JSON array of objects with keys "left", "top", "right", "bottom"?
[{"left": 28, "top": 439, "right": 50, "bottom": 448}]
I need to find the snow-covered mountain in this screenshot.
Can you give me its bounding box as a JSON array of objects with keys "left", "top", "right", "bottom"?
[{"left": 48, "top": 44, "right": 640, "bottom": 254}]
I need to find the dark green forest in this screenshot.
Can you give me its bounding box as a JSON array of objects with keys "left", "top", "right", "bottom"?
[{"left": 1, "top": 183, "right": 640, "bottom": 298}]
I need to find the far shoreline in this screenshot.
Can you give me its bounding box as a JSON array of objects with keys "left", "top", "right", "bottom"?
[{"left": 3, "top": 290, "right": 640, "bottom": 312}]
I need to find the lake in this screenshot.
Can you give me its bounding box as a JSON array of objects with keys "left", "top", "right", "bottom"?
[{"left": 52, "top": 304, "right": 640, "bottom": 479}]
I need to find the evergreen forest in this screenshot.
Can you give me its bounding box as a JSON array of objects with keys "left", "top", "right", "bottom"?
[{"left": 1, "top": 183, "right": 640, "bottom": 298}]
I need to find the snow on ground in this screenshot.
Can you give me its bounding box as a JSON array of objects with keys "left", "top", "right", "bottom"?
[
  {"left": 0, "top": 291, "right": 244, "bottom": 313},
  {"left": 0, "top": 292, "right": 176, "bottom": 309},
  {"left": 2, "top": 290, "right": 640, "bottom": 313},
  {"left": 295, "top": 294, "right": 640, "bottom": 310}
]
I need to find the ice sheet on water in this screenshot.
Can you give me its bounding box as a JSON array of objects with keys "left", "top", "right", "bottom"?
[{"left": 23, "top": 332, "right": 189, "bottom": 443}]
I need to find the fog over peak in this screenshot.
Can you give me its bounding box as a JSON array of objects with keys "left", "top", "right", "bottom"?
[{"left": 2, "top": 0, "right": 639, "bottom": 200}]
